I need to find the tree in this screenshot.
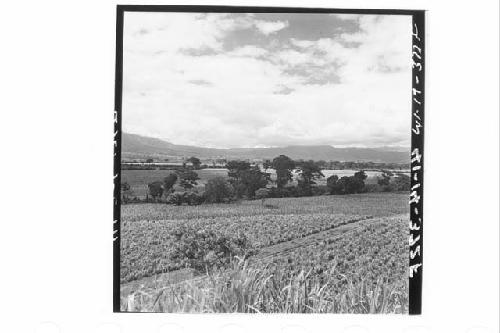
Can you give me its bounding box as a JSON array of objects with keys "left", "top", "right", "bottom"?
[
  {"left": 205, "top": 176, "right": 234, "bottom": 203},
  {"left": 147, "top": 181, "right": 164, "bottom": 200},
  {"left": 354, "top": 170, "right": 367, "bottom": 181},
  {"left": 381, "top": 169, "right": 394, "bottom": 177},
  {"left": 187, "top": 156, "right": 201, "bottom": 169},
  {"left": 344, "top": 161, "right": 354, "bottom": 169},
  {"left": 226, "top": 161, "right": 251, "bottom": 179},
  {"left": 146, "top": 158, "right": 154, "bottom": 163},
  {"left": 177, "top": 169, "right": 199, "bottom": 190},
  {"left": 255, "top": 188, "right": 270, "bottom": 205},
  {"left": 296, "top": 160, "right": 324, "bottom": 196},
  {"left": 226, "top": 160, "right": 251, "bottom": 198},
  {"left": 342, "top": 176, "right": 365, "bottom": 194},
  {"left": 263, "top": 159, "right": 272, "bottom": 172},
  {"left": 377, "top": 171, "right": 391, "bottom": 186},
  {"left": 326, "top": 175, "right": 341, "bottom": 194},
  {"left": 226, "top": 161, "right": 268, "bottom": 198},
  {"left": 329, "top": 175, "right": 366, "bottom": 195},
  {"left": 163, "top": 173, "right": 178, "bottom": 194},
  {"left": 216, "top": 158, "right": 227, "bottom": 166},
  {"left": 271, "top": 155, "right": 295, "bottom": 189},
  {"left": 262, "top": 159, "right": 272, "bottom": 183},
  {"left": 316, "top": 160, "right": 327, "bottom": 168},
  {"left": 393, "top": 173, "right": 411, "bottom": 191},
  {"left": 239, "top": 167, "right": 269, "bottom": 198}
]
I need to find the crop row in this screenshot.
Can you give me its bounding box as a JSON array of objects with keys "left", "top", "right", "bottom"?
[
  {"left": 122, "top": 215, "right": 409, "bottom": 313},
  {"left": 120, "top": 192, "right": 409, "bottom": 222},
  {"left": 256, "top": 215, "right": 409, "bottom": 290},
  {"left": 120, "top": 213, "right": 368, "bottom": 282}
]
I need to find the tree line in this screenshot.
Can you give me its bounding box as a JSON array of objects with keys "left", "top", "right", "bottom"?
[
  {"left": 121, "top": 154, "right": 411, "bottom": 205},
  {"left": 122, "top": 157, "right": 408, "bottom": 171}
]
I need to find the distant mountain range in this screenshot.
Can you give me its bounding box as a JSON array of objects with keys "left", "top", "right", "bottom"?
[{"left": 121, "top": 133, "right": 409, "bottom": 163}]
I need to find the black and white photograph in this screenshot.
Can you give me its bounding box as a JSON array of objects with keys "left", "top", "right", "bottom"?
[
  {"left": 2, "top": 0, "right": 500, "bottom": 331},
  {"left": 115, "top": 7, "right": 422, "bottom": 314}
]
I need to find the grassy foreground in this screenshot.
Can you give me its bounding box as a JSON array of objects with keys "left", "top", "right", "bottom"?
[{"left": 123, "top": 259, "right": 408, "bottom": 313}]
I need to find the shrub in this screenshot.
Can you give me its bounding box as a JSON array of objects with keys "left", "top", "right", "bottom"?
[
  {"left": 184, "top": 191, "right": 205, "bottom": 205},
  {"left": 166, "top": 191, "right": 205, "bottom": 205},
  {"left": 169, "top": 226, "right": 253, "bottom": 273},
  {"left": 267, "top": 187, "right": 282, "bottom": 198},
  {"left": 268, "top": 186, "right": 299, "bottom": 198},
  {"left": 312, "top": 185, "right": 329, "bottom": 196},
  {"left": 148, "top": 181, "right": 164, "bottom": 200},
  {"left": 377, "top": 172, "right": 391, "bottom": 186},
  {"left": 364, "top": 183, "right": 383, "bottom": 193},
  {"left": 121, "top": 182, "right": 133, "bottom": 203},
  {"left": 177, "top": 169, "right": 200, "bottom": 190},
  {"left": 163, "top": 173, "right": 178, "bottom": 194},
  {"left": 166, "top": 192, "right": 184, "bottom": 206},
  {"left": 255, "top": 188, "right": 270, "bottom": 205},
  {"left": 205, "top": 176, "right": 234, "bottom": 203},
  {"left": 372, "top": 172, "right": 411, "bottom": 192}
]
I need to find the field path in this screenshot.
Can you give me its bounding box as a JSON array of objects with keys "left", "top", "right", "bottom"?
[{"left": 254, "top": 216, "right": 387, "bottom": 261}]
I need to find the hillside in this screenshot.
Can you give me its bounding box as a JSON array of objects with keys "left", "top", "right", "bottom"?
[{"left": 121, "top": 133, "right": 409, "bottom": 163}]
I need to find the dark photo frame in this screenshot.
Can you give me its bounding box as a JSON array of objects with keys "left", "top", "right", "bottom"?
[{"left": 114, "top": 5, "right": 425, "bottom": 314}]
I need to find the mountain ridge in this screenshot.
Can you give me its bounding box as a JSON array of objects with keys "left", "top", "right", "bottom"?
[{"left": 121, "top": 132, "right": 409, "bottom": 163}]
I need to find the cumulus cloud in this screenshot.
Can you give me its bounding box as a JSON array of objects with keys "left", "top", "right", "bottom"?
[
  {"left": 122, "top": 12, "right": 412, "bottom": 148},
  {"left": 254, "top": 20, "right": 289, "bottom": 35}
]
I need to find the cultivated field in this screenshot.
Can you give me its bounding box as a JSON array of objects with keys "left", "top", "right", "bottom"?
[{"left": 120, "top": 192, "right": 409, "bottom": 313}]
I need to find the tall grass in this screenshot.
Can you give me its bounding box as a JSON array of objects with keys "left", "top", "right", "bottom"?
[{"left": 122, "top": 259, "right": 408, "bottom": 314}]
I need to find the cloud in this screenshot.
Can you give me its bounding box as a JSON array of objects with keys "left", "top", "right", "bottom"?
[
  {"left": 273, "top": 85, "right": 295, "bottom": 95},
  {"left": 188, "top": 79, "right": 213, "bottom": 86},
  {"left": 332, "top": 13, "right": 362, "bottom": 21},
  {"left": 227, "top": 45, "right": 268, "bottom": 58},
  {"left": 122, "top": 13, "right": 412, "bottom": 149},
  {"left": 254, "top": 20, "right": 289, "bottom": 35}
]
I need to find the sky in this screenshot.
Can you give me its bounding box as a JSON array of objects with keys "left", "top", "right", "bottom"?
[{"left": 123, "top": 12, "right": 412, "bottom": 149}]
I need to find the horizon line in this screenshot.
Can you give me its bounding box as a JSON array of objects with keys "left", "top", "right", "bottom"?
[{"left": 124, "top": 132, "right": 410, "bottom": 151}]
